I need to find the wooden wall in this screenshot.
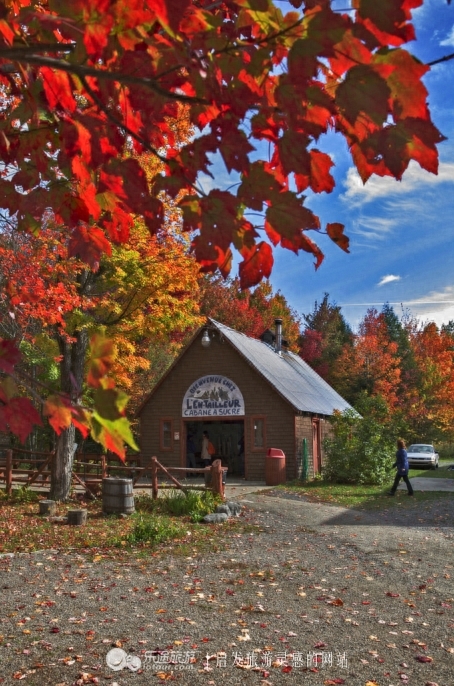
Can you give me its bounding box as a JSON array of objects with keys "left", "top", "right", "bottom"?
[{"left": 139, "top": 328, "right": 299, "bottom": 481}]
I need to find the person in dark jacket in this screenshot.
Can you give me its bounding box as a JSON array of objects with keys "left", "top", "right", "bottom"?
[
  {"left": 186, "top": 432, "right": 197, "bottom": 476},
  {"left": 388, "top": 438, "right": 414, "bottom": 496}
]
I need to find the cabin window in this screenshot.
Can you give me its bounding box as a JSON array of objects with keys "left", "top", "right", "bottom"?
[
  {"left": 252, "top": 416, "right": 266, "bottom": 450},
  {"left": 160, "top": 418, "right": 173, "bottom": 450}
]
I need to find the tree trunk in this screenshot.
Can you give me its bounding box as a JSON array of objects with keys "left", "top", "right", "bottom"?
[
  {"left": 49, "top": 423, "right": 76, "bottom": 501},
  {"left": 49, "top": 329, "right": 88, "bottom": 501}
]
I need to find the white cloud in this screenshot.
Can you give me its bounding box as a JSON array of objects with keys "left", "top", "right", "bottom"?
[
  {"left": 440, "top": 26, "right": 454, "bottom": 47},
  {"left": 378, "top": 274, "right": 401, "bottom": 287},
  {"left": 409, "top": 285, "right": 454, "bottom": 306},
  {"left": 351, "top": 216, "right": 396, "bottom": 240},
  {"left": 341, "top": 161, "right": 454, "bottom": 206},
  {"left": 405, "top": 286, "right": 454, "bottom": 327}
]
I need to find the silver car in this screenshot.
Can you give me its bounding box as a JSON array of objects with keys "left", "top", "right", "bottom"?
[{"left": 407, "top": 444, "right": 439, "bottom": 470}]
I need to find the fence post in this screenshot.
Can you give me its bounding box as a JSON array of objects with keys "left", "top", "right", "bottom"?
[
  {"left": 5, "top": 449, "right": 12, "bottom": 496},
  {"left": 101, "top": 454, "right": 107, "bottom": 479},
  {"left": 211, "top": 459, "right": 224, "bottom": 499},
  {"left": 151, "top": 457, "right": 158, "bottom": 500}
]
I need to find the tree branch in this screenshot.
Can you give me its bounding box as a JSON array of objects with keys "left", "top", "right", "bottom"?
[
  {"left": 0, "top": 49, "right": 205, "bottom": 104},
  {"left": 427, "top": 52, "right": 454, "bottom": 67},
  {"left": 9, "top": 42, "right": 76, "bottom": 53}
]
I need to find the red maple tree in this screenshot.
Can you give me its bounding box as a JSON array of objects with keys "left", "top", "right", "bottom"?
[{"left": 200, "top": 276, "right": 301, "bottom": 347}]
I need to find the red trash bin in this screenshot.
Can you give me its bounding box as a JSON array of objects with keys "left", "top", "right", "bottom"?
[{"left": 265, "top": 448, "right": 286, "bottom": 486}]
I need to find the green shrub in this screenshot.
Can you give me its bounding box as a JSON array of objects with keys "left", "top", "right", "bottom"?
[
  {"left": 160, "top": 489, "right": 221, "bottom": 522},
  {"left": 134, "top": 489, "right": 220, "bottom": 522},
  {"left": 134, "top": 493, "right": 160, "bottom": 514},
  {"left": 323, "top": 395, "right": 395, "bottom": 485},
  {"left": 126, "top": 513, "right": 185, "bottom": 546},
  {"left": 9, "top": 487, "right": 39, "bottom": 503},
  {"left": 435, "top": 442, "right": 454, "bottom": 460}
]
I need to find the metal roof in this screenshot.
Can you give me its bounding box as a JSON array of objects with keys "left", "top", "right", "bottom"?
[{"left": 211, "top": 319, "right": 352, "bottom": 416}]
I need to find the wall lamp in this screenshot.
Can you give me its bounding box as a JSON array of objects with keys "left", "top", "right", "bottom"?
[
  {"left": 201, "top": 329, "right": 211, "bottom": 348},
  {"left": 201, "top": 326, "right": 224, "bottom": 348}
]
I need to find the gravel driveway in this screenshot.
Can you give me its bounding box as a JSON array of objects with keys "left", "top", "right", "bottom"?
[{"left": 0, "top": 490, "right": 453, "bottom": 686}]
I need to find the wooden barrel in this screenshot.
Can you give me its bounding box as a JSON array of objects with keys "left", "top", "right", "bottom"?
[{"left": 102, "top": 478, "right": 135, "bottom": 514}]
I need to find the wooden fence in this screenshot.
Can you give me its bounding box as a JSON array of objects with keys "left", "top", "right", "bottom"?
[
  {"left": 0, "top": 449, "right": 227, "bottom": 499},
  {"left": 0, "top": 448, "right": 53, "bottom": 495}
]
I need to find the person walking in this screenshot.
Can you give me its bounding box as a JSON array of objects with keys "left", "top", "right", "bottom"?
[{"left": 388, "top": 438, "right": 414, "bottom": 496}]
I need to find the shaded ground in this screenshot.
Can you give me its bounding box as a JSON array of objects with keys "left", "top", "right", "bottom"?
[
  {"left": 261, "top": 486, "right": 454, "bottom": 528},
  {"left": 398, "top": 476, "right": 454, "bottom": 491},
  {"left": 0, "top": 489, "right": 453, "bottom": 686}
]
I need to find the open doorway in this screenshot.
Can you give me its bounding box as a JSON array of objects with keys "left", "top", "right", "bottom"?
[{"left": 184, "top": 420, "right": 245, "bottom": 477}]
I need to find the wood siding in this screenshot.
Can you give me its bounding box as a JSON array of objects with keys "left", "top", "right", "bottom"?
[{"left": 139, "top": 329, "right": 298, "bottom": 480}]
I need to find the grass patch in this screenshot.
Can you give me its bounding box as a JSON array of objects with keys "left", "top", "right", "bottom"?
[
  {"left": 124, "top": 513, "right": 186, "bottom": 546},
  {"left": 0, "top": 486, "right": 225, "bottom": 554},
  {"left": 279, "top": 476, "right": 453, "bottom": 510},
  {"left": 134, "top": 490, "right": 222, "bottom": 521},
  {"left": 409, "top": 459, "right": 454, "bottom": 478},
  {"left": 2, "top": 487, "right": 40, "bottom": 504},
  {"left": 159, "top": 489, "right": 222, "bottom": 521},
  {"left": 356, "top": 489, "right": 452, "bottom": 511}
]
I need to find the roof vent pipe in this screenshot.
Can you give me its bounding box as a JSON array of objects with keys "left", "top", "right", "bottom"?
[{"left": 275, "top": 318, "right": 283, "bottom": 355}]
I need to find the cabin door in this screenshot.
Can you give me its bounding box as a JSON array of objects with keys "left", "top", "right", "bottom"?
[{"left": 312, "top": 419, "right": 321, "bottom": 474}]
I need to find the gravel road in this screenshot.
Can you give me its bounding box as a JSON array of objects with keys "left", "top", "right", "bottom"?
[{"left": 0, "top": 490, "right": 453, "bottom": 686}]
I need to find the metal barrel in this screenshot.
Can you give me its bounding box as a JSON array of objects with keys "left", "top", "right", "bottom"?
[{"left": 102, "top": 477, "right": 135, "bottom": 514}]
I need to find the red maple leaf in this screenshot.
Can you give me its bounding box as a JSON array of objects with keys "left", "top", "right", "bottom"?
[
  {"left": 0, "top": 339, "right": 21, "bottom": 374},
  {"left": 68, "top": 225, "right": 112, "bottom": 271}
]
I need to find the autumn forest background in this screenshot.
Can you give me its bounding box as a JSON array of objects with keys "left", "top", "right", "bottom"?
[{"left": 2, "top": 207, "right": 454, "bottom": 458}]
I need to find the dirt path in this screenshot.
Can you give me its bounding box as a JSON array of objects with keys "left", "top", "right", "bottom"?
[{"left": 0, "top": 491, "right": 453, "bottom": 686}]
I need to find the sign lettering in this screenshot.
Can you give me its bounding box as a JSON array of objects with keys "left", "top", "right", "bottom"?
[{"left": 182, "top": 375, "right": 245, "bottom": 418}]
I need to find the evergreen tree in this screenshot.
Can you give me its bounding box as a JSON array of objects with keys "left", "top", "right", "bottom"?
[
  {"left": 441, "top": 321, "right": 454, "bottom": 340},
  {"left": 299, "top": 293, "right": 353, "bottom": 383}
]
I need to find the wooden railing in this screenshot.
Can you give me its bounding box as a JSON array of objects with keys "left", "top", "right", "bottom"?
[
  {"left": 71, "top": 455, "right": 227, "bottom": 499},
  {"left": 0, "top": 449, "right": 227, "bottom": 499},
  {"left": 0, "top": 448, "right": 53, "bottom": 495},
  {"left": 145, "top": 457, "right": 227, "bottom": 500}
]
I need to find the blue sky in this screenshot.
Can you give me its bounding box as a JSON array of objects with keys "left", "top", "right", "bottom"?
[
  {"left": 270, "top": 0, "right": 454, "bottom": 330},
  {"left": 200, "top": 0, "right": 454, "bottom": 331}
]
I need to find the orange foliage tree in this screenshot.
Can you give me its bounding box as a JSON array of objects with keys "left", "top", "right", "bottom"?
[
  {"left": 0, "top": 220, "right": 201, "bottom": 499},
  {"left": 405, "top": 322, "right": 454, "bottom": 441},
  {"left": 324, "top": 306, "right": 454, "bottom": 444},
  {"left": 331, "top": 308, "right": 402, "bottom": 410}
]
